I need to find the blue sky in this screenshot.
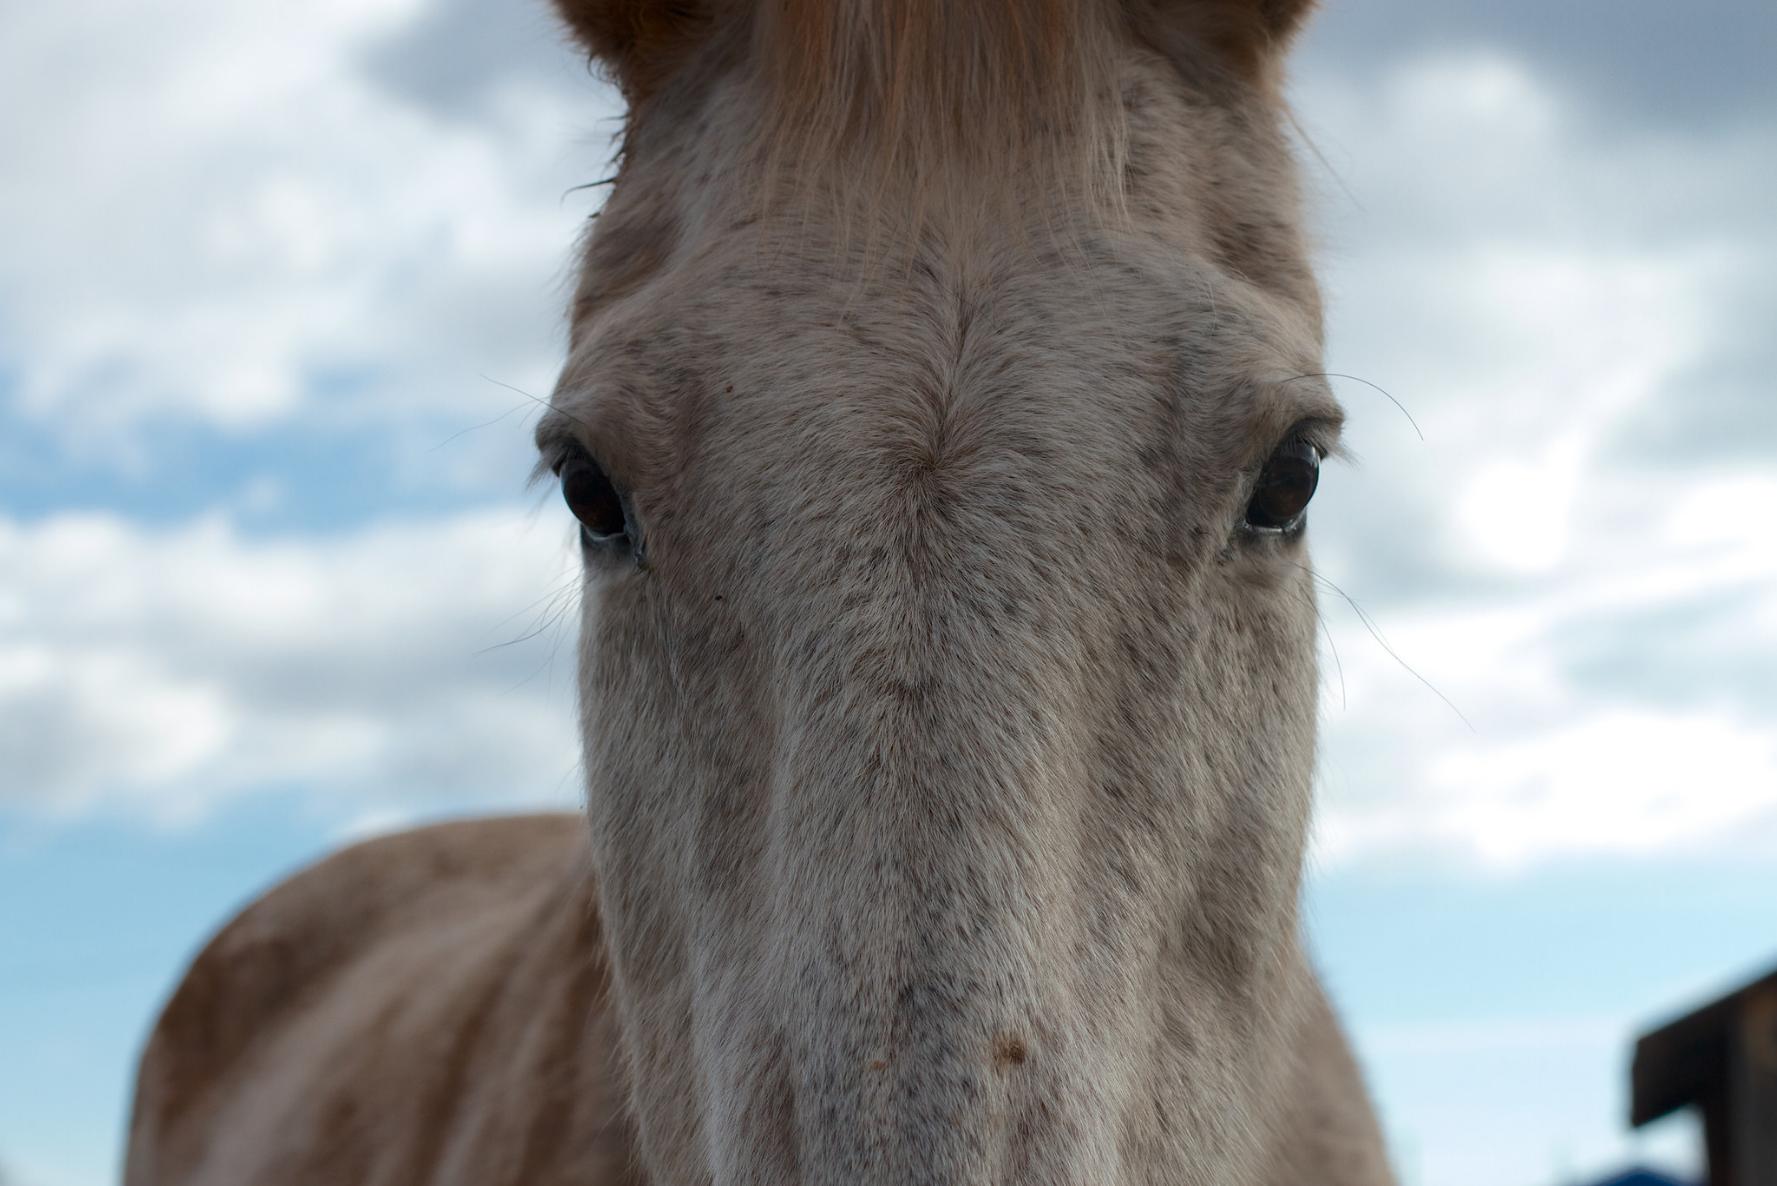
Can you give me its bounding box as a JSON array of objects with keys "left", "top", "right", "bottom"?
[{"left": 2, "top": 1, "right": 1774, "bottom": 1184}]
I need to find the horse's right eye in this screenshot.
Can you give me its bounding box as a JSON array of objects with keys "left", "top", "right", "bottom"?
[{"left": 558, "top": 452, "right": 630, "bottom": 545}]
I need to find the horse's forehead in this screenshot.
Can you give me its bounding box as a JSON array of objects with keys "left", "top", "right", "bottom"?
[
  {"left": 569, "top": 248, "right": 1129, "bottom": 473},
  {"left": 554, "top": 253, "right": 1332, "bottom": 544},
  {"left": 575, "top": 137, "right": 1315, "bottom": 404},
  {"left": 580, "top": 224, "right": 1319, "bottom": 425}
]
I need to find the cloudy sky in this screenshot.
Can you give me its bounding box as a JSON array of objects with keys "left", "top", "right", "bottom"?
[{"left": 2, "top": 1, "right": 1773, "bottom": 1184}]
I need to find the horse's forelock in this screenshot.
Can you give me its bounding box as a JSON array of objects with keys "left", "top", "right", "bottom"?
[{"left": 747, "top": 0, "right": 1129, "bottom": 221}]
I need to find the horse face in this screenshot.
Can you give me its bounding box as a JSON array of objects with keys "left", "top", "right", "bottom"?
[{"left": 539, "top": 3, "right": 1337, "bottom": 1182}]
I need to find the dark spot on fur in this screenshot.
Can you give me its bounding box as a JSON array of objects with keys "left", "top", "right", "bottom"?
[{"left": 992, "top": 1033, "right": 1029, "bottom": 1072}]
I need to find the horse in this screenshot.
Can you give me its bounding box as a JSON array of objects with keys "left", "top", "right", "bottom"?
[{"left": 124, "top": 1, "right": 1396, "bottom": 1183}]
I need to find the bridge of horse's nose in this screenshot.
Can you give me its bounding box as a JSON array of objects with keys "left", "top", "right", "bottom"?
[
  {"left": 758, "top": 821, "right": 1116, "bottom": 1186},
  {"left": 746, "top": 566, "right": 1116, "bottom": 1183}
]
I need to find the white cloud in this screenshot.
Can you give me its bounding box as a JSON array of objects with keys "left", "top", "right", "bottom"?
[
  {"left": 0, "top": 0, "right": 616, "bottom": 444},
  {"left": 1320, "top": 703, "right": 1777, "bottom": 870},
  {"left": 1312, "top": 469, "right": 1777, "bottom": 869},
  {"left": 0, "top": 508, "right": 586, "bottom": 826},
  {"left": 1287, "top": 48, "right": 1777, "bottom": 870}
]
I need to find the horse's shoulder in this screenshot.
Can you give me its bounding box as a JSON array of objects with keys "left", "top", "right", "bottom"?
[{"left": 126, "top": 813, "right": 595, "bottom": 1185}]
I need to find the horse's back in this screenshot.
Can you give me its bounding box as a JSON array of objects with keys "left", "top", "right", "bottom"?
[{"left": 125, "top": 813, "right": 638, "bottom": 1186}]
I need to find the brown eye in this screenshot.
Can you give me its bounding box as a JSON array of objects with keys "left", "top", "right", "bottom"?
[
  {"left": 558, "top": 450, "right": 630, "bottom": 545},
  {"left": 1244, "top": 436, "right": 1321, "bottom": 533}
]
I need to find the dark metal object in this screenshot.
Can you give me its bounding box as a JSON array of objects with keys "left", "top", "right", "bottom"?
[{"left": 1631, "top": 964, "right": 1777, "bottom": 1186}]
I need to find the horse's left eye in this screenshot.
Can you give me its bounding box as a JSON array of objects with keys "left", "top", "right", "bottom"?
[{"left": 1244, "top": 437, "right": 1321, "bottom": 533}]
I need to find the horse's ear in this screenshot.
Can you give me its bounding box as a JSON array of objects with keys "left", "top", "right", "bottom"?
[
  {"left": 1131, "top": 0, "right": 1317, "bottom": 82},
  {"left": 552, "top": 0, "right": 712, "bottom": 101}
]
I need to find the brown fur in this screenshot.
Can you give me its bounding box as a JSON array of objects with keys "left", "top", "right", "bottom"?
[
  {"left": 557, "top": 0, "right": 1317, "bottom": 224},
  {"left": 1131, "top": 0, "right": 1318, "bottom": 83},
  {"left": 754, "top": 0, "right": 1119, "bottom": 209},
  {"left": 555, "top": 0, "right": 717, "bottom": 102},
  {"left": 129, "top": 3, "right": 1394, "bottom": 1184},
  {"left": 126, "top": 817, "right": 639, "bottom": 1186}
]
